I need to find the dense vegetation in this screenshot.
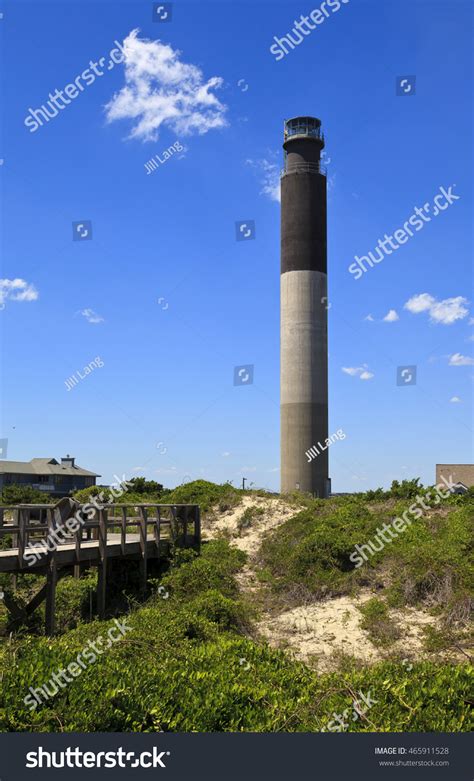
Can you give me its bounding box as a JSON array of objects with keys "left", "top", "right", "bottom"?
[
  {"left": 0, "top": 484, "right": 52, "bottom": 504},
  {"left": 0, "top": 540, "right": 471, "bottom": 732},
  {"left": 0, "top": 480, "right": 472, "bottom": 732},
  {"left": 258, "top": 494, "right": 473, "bottom": 629},
  {"left": 72, "top": 478, "right": 243, "bottom": 514}
]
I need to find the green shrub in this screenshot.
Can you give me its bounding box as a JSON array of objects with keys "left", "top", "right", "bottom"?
[
  {"left": 162, "top": 480, "right": 242, "bottom": 514},
  {"left": 237, "top": 506, "right": 264, "bottom": 533},
  {"left": 0, "top": 485, "right": 52, "bottom": 504},
  {"left": 358, "top": 598, "right": 401, "bottom": 646},
  {"left": 259, "top": 498, "right": 473, "bottom": 624},
  {"left": 258, "top": 500, "right": 382, "bottom": 600}
]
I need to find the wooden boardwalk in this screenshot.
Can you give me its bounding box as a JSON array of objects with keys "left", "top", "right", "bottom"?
[{"left": 0, "top": 502, "right": 200, "bottom": 634}]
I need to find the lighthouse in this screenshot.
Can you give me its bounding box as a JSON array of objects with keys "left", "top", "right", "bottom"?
[{"left": 280, "top": 116, "right": 330, "bottom": 497}]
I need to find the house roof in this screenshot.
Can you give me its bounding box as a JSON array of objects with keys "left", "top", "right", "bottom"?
[
  {"left": 436, "top": 464, "right": 474, "bottom": 488},
  {"left": 0, "top": 458, "right": 100, "bottom": 477}
]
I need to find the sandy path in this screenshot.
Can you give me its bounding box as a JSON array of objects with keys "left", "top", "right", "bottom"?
[{"left": 203, "top": 495, "right": 440, "bottom": 671}]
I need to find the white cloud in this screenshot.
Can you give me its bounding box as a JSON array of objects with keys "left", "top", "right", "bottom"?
[
  {"left": 246, "top": 158, "right": 280, "bottom": 203},
  {"left": 383, "top": 309, "right": 399, "bottom": 322},
  {"left": 404, "top": 293, "right": 435, "bottom": 314},
  {"left": 267, "top": 467, "right": 280, "bottom": 473},
  {"left": 80, "top": 308, "right": 104, "bottom": 324},
  {"left": 449, "top": 353, "right": 474, "bottom": 366},
  {"left": 342, "top": 364, "right": 374, "bottom": 380},
  {"left": 105, "top": 29, "right": 227, "bottom": 142},
  {"left": 430, "top": 298, "right": 469, "bottom": 324},
  {"left": 221, "top": 451, "right": 231, "bottom": 457},
  {"left": 0, "top": 278, "right": 38, "bottom": 305},
  {"left": 404, "top": 293, "right": 469, "bottom": 325},
  {"left": 469, "top": 317, "right": 474, "bottom": 325},
  {"left": 450, "top": 396, "right": 462, "bottom": 403},
  {"left": 364, "top": 314, "right": 374, "bottom": 322}
]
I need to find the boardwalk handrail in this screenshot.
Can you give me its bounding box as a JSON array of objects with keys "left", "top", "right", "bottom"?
[
  {"left": 0, "top": 503, "right": 201, "bottom": 634},
  {"left": 0, "top": 503, "right": 201, "bottom": 569}
]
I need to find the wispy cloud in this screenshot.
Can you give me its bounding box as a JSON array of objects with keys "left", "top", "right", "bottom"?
[
  {"left": 449, "top": 353, "right": 474, "bottom": 366},
  {"left": 383, "top": 309, "right": 399, "bottom": 322},
  {"left": 364, "top": 314, "right": 374, "bottom": 322},
  {"left": 246, "top": 157, "right": 280, "bottom": 203},
  {"left": 105, "top": 29, "right": 227, "bottom": 142},
  {"left": 450, "top": 396, "right": 462, "bottom": 403},
  {"left": 342, "top": 364, "right": 374, "bottom": 380},
  {"left": 80, "top": 308, "right": 104, "bottom": 324},
  {"left": 404, "top": 293, "right": 469, "bottom": 325},
  {"left": 0, "top": 278, "right": 38, "bottom": 306}
]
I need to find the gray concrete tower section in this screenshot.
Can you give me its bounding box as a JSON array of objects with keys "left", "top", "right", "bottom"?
[{"left": 280, "top": 117, "right": 330, "bottom": 497}]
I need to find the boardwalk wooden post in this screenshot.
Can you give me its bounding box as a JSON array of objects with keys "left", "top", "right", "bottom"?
[
  {"left": 11, "top": 507, "right": 19, "bottom": 551},
  {"left": 45, "top": 508, "right": 58, "bottom": 635},
  {"left": 154, "top": 506, "right": 161, "bottom": 555},
  {"left": 194, "top": 506, "right": 201, "bottom": 551},
  {"left": 139, "top": 506, "right": 148, "bottom": 595},
  {"left": 170, "top": 505, "right": 178, "bottom": 544},
  {"left": 74, "top": 512, "right": 82, "bottom": 579},
  {"left": 45, "top": 557, "right": 58, "bottom": 635},
  {"left": 17, "top": 508, "right": 27, "bottom": 569},
  {"left": 97, "top": 509, "right": 108, "bottom": 619},
  {"left": 121, "top": 506, "right": 127, "bottom": 556},
  {"left": 182, "top": 506, "right": 188, "bottom": 544}
]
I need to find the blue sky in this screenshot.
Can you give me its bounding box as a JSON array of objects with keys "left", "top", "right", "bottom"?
[{"left": 1, "top": 0, "right": 472, "bottom": 491}]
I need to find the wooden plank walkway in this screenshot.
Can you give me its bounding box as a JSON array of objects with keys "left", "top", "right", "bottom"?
[{"left": 0, "top": 502, "right": 200, "bottom": 634}]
